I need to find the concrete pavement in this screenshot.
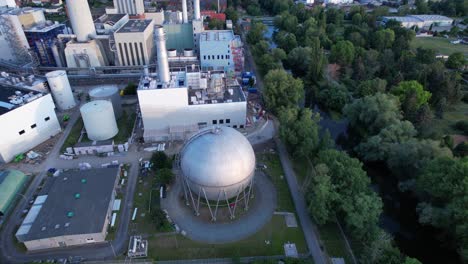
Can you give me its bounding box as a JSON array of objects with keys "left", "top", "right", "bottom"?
[{"left": 275, "top": 138, "right": 327, "bottom": 264}]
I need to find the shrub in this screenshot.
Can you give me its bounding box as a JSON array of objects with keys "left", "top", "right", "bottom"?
[{"left": 455, "top": 120, "right": 468, "bottom": 135}]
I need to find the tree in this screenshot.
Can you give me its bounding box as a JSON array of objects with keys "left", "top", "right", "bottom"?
[
  {"left": 150, "top": 208, "right": 170, "bottom": 231},
  {"left": 352, "top": 13, "right": 362, "bottom": 25},
  {"left": 330, "top": 40, "right": 355, "bottom": 66},
  {"left": 279, "top": 107, "right": 320, "bottom": 158},
  {"left": 305, "top": 164, "right": 338, "bottom": 225},
  {"left": 246, "top": 22, "right": 266, "bottom": 44},
  {"left": 123, "top": 82, "right": 137, "bottom": 95},
  {"left": 156, "top": 168, "right": 175, "bottom": 185},
  {"left": 307, "top": 37, "right": 326, "bottom": 85},
  {"left": 287, "top": 46, "right": 312, "bottom": 76},
  {"left": 392, "top": 80, "right": 431, "bottom": 118},
  {"left": 446, "top": 52, "right": 466, "bottom": 70},
  {"left": 373, "top": 29, "right": 395, "bottom": 51},
  {"left": 416, "top": 47, "right": 436, "bottom": 64},
  {"left": 256, "top": 54, "right": 281, "bottom": 75},
  {"left": 208, "top": 18, "right": 224, "bottom": 30},
  {"left": 344, "top": 93, "right": 402, "bottom": 140},
  {"left": 150, "top": 151, "right": 172, "bottom": 170},
  {"left": 318, "top": 83, "right": 350, "bottom": 112},
  {"left": 274, "top": 31, "right": 298, "bottom": 53},
  {"left": 454, "top": 142, "right": 468, "bottom": 157},
  {"left": 355, "top": 78, "right": 387, "bottom": 97},
  {"left": 224, "top": 7, "right": 238, "bottom": 24},
  {"left": 271, "top": 48, "right": 287, "bottom": 62},
  {"left": 263, "top": 70, "right": 304, "bottom": 113}
]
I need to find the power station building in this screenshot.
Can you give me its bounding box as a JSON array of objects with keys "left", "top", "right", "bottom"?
[
  {"left": 112, "top": 0, "right": 144, "bottom": 15},
  {"left": 114, "top": 19, "right": 154, "bottom": 66},
  {"left": 199, "top": 30, "right": 244, "bottom": 73},
  {"left": 16, "top": 167, "right": 120, "bottom": 251},
  {"left": 0, "top": 84, "right": 61, "bottom": 163}
]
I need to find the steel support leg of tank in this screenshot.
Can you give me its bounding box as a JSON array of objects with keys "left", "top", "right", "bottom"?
[
  {"left": 231, "top": 187, "right": 242, "bottom": 219},
  {"left": 212, "top": 192, "right": 222, "bottom": 221},
  {"left": 223, "top": 189, "right": 235, "bottom": 219},
  {"left": 202, "top": 188, "right": 216, "bottom": 221}
]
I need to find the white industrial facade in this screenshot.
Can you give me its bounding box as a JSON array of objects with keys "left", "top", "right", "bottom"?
[
  {"left": 114, "top": 19, "right": 154, "bottom": 66},
  {"left": 113, "top": 0, "right": 144, "bottom": 15},
  {"left": 138, "top": 68, "right": 247, "bottom": 142},
  {"left": 0, "top": 90, "right": 61, "bottom": 163},
  {"left": 199, "top": 30, "right": 244, "bottom": 73},
  {"left": 64, "top": 40, "right": 108, "bottom": 68}
]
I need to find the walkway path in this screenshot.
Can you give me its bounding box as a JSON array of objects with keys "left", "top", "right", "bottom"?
[
  {"left": 161, "top": 171, "right": 276, "bottom": 244},
  {"left": 275, "top": 138, "right": 327, "bottom": 264}
]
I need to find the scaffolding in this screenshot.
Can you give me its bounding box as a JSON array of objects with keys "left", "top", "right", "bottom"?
[
  {"left": 24, "top": 24, "right": 66, "bottom": 67},
  {"left": 0, "top": 15, "right": 31, "bottom": 64}
]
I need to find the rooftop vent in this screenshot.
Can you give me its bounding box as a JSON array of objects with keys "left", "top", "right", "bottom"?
[
  {"left": 41, "top": 226, "right": 46, "bottom": 231},
  {"left": 55, "top": 224, "right": 60, "bottom": 229},
  {"left": 74, "top": 193, "right": 80, "bottom": 199},
  {"left": 81, "top": 179, "right": 87, "bottom": 184},
  {"left": 65, "top": 222, "right": 70, "bottom": 227},
  {"left": 67, "top": 211, "right": 74, "bottom": 218}
]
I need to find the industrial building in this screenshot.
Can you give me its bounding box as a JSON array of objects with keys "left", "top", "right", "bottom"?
[
  {"left": 64, "top": 0, "right": 108, "bottom": 68},
  {"left": 112, "top": 0, "right": 144, "bottom": 15},
  {"left": 114, "top": 19, "right": 154, "bottom": 66},
  {"left": 0, "top": 84, "right": 61, "bottom": 163},
  {"left": 24, "top": 22, "right": 66, "bottom": 67},
  {"left": 0, "top": 170, "right": 27, "bottom": 217},
  {"left": 199, "top": 30, "right": 244, "bottom": 73},
  {"left": 324, "top": 0, "right": 353, "bottom": 5},
  {"left": 382, "top": 15, "right": 454, "bottom": 29},
  {"left": 16, "top": 167, "right": 121, "bottom": 251},
  {"left": 94, "top": 14, "right": 129, "bottom": 35},
  {"left": 179, "top": 126, "right": 255, "bottom": 220}
]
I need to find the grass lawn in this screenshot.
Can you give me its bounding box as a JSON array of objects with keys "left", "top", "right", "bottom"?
[
  {"left": 148, "top": 215, "right": 308, "bottom": 261},
  {"left": 113, "top": 109, "right": 137, "bottom": 144},
  {"left": 60, "top": 117, "right": 84, "bottom": 152},
  {"left": 319, "top": 223, "right": 354, "bottom": 263},
  {"left": 423, "top": 102, "right": 468, "bottom": 136},
  {"left": 411, "top": 37, "right": 468, "bottom": 56},
  {"left": 257, "top": 153, "right": 295, "bottom": 212}
]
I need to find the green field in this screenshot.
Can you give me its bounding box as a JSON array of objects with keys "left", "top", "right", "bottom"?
[
  {"left": 411, "top": 37, "right": 468, "bottom": 56},
  {"left": 148, "top": 216, "right": 308, "bottom": 261},
  {"left": 60, "top": 117, "right": 84, "bottom": 152},
  {"left": 257, "top": 153, "right": 295, "bottom": 212},
  {"left": 319, "top": 223, "right": 354, "bottom": 263}
]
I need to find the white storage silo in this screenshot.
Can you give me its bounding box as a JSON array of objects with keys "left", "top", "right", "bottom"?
[
  {"left": 89, "top": 85, "right": 122, "bottom": 118},
  {"left": 45, "top": 70, "right": 76, "bottom": 111},
  {"left": 80, "top": 100, "right": 118, "bottom": 141}
]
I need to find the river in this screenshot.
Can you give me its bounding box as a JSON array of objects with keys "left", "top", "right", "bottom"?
[{"left": 261, "top": 23, "right": 461, "bottom": 264}]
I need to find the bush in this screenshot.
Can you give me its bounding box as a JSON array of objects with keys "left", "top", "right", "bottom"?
[
  {"left": 462, "top": 93, "right": 468, "bottom": 103},
  {"left": 150, "top": 152, "right": 172, "bottom": 170},
  {"left": 150, "top": 208, "right": 171, "bottom": 231},
  {"left": 455, "top": 120, "right": 468, "bottom": 135},
  {"left": 453, "top": 142, "right": 468, "bottom": 157},
  {"left": 123, "top": 82, "right": 137, "bottom": 95},
  {"left": 156, "top": 168, "right": 175, "bottom": 185}
]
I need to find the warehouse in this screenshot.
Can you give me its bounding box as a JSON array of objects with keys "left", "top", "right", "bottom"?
[
  {"left": 0, "top": 85, "right": 61, "bottom": 163},
  {"left": 0, "top": 170, "right": 28, "bottom": 217},
  {"left": 16, "top": 167, "right": 120, "bottom": 251},
  {"left": 382, "top": 15, "right": 453, "bottom": 29}
]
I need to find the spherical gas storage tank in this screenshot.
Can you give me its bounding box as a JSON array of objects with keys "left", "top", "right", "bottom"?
[
  {"left": 45, "top": 70, "right": 76, "bottom": 111},
  {"left": 180, "top": 126, "right": 256, "bottom": 200},
  {"left": 80, "top": 100, "right": 118, "bottom": 141},
  {"left": 89, "top": 85, "right": 122, "bottom": 118}
]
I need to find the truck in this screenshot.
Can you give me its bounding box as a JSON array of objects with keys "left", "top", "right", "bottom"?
[{"left": 241, "top": 72, "right": 256, "bottom": 86}]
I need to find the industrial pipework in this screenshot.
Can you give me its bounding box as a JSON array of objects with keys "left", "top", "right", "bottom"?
[{"left": 154, "top": 26, "right": 170, "bottom": 84}]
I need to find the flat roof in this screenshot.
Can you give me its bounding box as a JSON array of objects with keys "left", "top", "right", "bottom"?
[
  {"left": 23, "top": 22, "right": 64, "bottom": 33},
  {"left": 116, "top": 19, "right": 152, "bottom": 33},
  {"left": 16, "top": 168, "right": 119, "bottom": 242},
  {"left": 0, "top": 85, "right": 43, "bottom": 116},
  {"left": 200, "top": 30, "right": 235, "bottom": 42},
  {"left": 95, "top": 13, "right": 126, "bottom": 24}
]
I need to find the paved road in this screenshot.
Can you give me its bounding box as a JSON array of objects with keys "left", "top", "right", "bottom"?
[
  {"left": 0, "top": 110, "right": 144, "bottom": 263},
  {"left": 161, "top": 171, "right": 276, "bottom": 244},
  {"left": 274, "top": 137, "right": 327, "bottom": 264}
]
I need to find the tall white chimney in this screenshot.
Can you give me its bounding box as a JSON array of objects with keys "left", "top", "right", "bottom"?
[
  {"left": 154, "top": 26, "right": 170, "bottom": 84},
  {"left": 182, "top": 0, "right": 188, "bottom": 23},
  {"left": 194, "top": 0, "right": 200, "bottom": 20},
  {"left": 66, "top": 0, "right": 96, "bottom": 42}
]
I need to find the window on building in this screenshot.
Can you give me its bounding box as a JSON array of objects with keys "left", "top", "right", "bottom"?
[
  {"left": 18, "top": 130, "right": 25, "bottom": 135},
  {"left": 31, "top": 124, "right": 37, "bottom": 129},
  {"left": 213, "top": 120, "right": 217, "bottom": 125},
  {"left": 204, "top": 55, "right": 206, "bottom": 60},
  {"left": 228, "top": 45, "right": 230, "bottom": 48},
  {"left": 44, "top": 116, "right": 50, "bottom": 121},
  {"left": 217, "top": 55, "right": 220, "bottom": 60},
  {"left": 228, "top": 62, "right": 230, "bottom": 65},
  {"left": 240, "top": 125, "right": 244, "bottom": 129},
  {"left": 226, "top": 119, "right": 230, "bottom": 124},
  {"left": 221, "top": 55, "right": 224, "bottom": 59},
  {"left": 233, "top": 125, "right": 238, "bottom": 128},
  {"left": 219, "top": 119, "right": 224, "bottom": 124}
]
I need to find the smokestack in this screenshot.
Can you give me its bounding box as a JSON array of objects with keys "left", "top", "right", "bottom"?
[
  {"left": 194, "top": 0, "right": 200, "bottom": 20},
  {"left": 182, "top": 0, "right": 188, "bottom": 23},
  {"left": 154, "top": 26, "right": 170, "bottom": 84},
  {"left": 66, "top": 0, "right": 96, "bottom": 42}
]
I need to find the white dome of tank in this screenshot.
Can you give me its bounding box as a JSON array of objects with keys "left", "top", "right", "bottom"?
[
  {"left": 89, "top": 85, "right": 122, "bottom": 118},
  {"left": 180, "top": 126, "right": 256, "bottom": 200},
  {"left": 45, "top": 70, "right": 76, "bottom": 111},
  {"left": 80, "top": 100, "right": 118, "bottom": 141}
]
